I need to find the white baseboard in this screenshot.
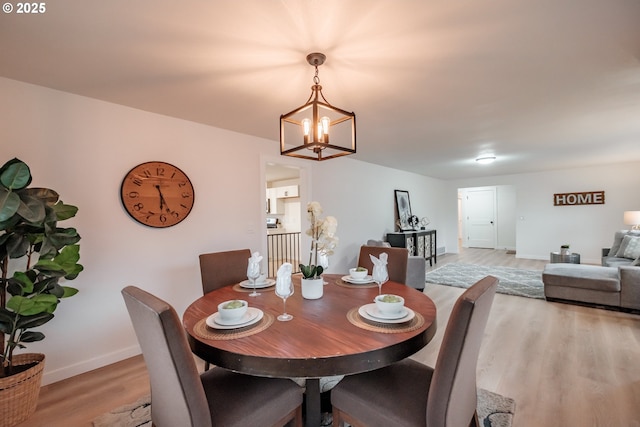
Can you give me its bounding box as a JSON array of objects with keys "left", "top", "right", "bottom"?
[
  {"left": 515, "top": 253, "right": 548, "bottom": 261},
  {"left": 516, "top": 253, "right": 599, "bottom": 265},
  {"left": 41, "top": 344, "right": 141, "bottom": 386}
]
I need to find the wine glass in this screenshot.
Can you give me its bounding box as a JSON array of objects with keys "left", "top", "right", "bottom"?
[
  {"left": 372, "top": 264, "right": 389, "bottom": 296},
  {"left": 247, "top": 261, "right": 261, "bottom": 297},
  {"left": 275, "top": 278, "right": 294, "bottom": 321}
]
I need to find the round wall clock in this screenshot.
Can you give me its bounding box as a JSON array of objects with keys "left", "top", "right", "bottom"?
[{"left": 120, "top": 161, "right": 195, "bottom": 228}]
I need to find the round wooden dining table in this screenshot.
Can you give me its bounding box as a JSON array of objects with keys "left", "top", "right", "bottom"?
[{"left": 183, "top": 274, "right": 437, "bottom": 427}]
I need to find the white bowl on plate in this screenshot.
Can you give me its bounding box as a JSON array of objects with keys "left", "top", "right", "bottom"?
[
  {"left": 374, "top": 294, "right": 405, "bottom": 315},
  {"left": 255, "top": 273, "right": 268, "bottom": 284},
  {"left": 349, "top": 267, "right": 368, "bottom": 280},
  {"left": 217, "top": 299, "right": 248, "bottom": 322}
]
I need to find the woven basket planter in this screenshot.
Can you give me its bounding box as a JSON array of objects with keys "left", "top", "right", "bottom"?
[{"left": 0, "top": 353, "right": 45, "bottom": 427}]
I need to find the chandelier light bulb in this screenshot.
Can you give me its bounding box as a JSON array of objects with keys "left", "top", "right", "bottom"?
[
  {"left": 302, "top": 118, "right": 311, "bottom": 144},
  {"left": 321, "top": 116, "right": 330, "bottom": 143}
]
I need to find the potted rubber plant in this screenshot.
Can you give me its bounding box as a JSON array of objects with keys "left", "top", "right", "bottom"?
[{"left": 0, "top": 158, "right": 83, "bottom": 427}]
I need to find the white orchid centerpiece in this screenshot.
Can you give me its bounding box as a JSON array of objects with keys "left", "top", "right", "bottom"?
[{"left": 300, "top": 201, "right": 338, "bottom": 279}]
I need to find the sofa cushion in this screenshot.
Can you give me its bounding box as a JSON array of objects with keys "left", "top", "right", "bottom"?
[
  {"left": 604, "top": 257, "right": 635, "bottom": 268},
  {"left": 543, "top": 264, "right": 620, "bottom": 292}
]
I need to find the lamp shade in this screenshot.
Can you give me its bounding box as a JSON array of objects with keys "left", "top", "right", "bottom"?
[{"left": 623, "top": 211, "right": 640, "bottom": 228}]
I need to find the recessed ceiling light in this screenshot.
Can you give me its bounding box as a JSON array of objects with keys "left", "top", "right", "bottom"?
[{"left": 476, "top": 156, "right": 496, "bottom": 164}]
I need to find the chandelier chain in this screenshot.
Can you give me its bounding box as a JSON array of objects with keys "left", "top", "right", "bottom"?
[{"left": 313, "top": 65, "right": 320, "bottom": 85}]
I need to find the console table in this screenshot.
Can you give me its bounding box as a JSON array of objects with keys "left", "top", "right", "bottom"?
[{"left": 386, "top": 229, "right": 437, "bottom": 266}]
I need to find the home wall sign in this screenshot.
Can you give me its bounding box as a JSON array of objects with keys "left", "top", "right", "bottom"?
[{"left": 553, "top": 191, "right": 605, "bottom": 206}]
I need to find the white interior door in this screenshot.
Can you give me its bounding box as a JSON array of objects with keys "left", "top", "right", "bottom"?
[{"left": 465, "top": 187, "right": 496, "bottom": 248}]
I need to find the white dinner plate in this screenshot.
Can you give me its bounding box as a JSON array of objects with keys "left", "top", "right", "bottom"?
[
  {"left": 213, "top": 308, "right": 259, "bottom": 326},
  {"left": 358, "top": 304, "right": 415, "bottom": 324},
  {"left": 364, "top": 304, "right": 409, "bottom": 320},
  {"left": 239, "top": 278, "right": 276, "bottom": 289},
  {"left": 341, "top": 275, "right": 374, "bottom": 284},
  {"left": 206, "top": 307, "right": 263, "bottom": 329}
]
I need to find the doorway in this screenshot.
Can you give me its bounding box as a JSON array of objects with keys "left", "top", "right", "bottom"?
[
  {"left": 265, "top": 162, "right": 303, "bottom": 276},
  {"left": 460, "top": 186, "right": 497, "bottom": 249},
  {"left": 458, "top": 185, "right": 517, "bottom": 252}
]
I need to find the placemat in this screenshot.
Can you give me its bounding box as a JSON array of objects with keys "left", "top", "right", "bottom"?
[
  {"left": 232, "top": 283, "right": 276, "bottom": 293},
  {"left": 193, "top": 312, "right": 274, "bottom": 340},
  {"left": 333, "top": 278, "right": 378, "bottom": 289},
  {"left": 346, "top": 307, "right": 424, "bottom": 333}
]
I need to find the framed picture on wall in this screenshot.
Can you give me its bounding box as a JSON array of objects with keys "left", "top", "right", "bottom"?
[{"left": 394, "top": 190, "right": 413, "bottom": 231}]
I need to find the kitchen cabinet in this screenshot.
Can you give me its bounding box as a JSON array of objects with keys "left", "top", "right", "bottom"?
[
  {"left": 266, "top": 188, "right": 284, "bottom": 214},
  {"left": 275, "top": 185, "right": 298, "bottom": 198}
]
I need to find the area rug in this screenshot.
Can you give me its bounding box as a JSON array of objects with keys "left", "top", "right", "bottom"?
[
  {"left": 425, "top": 263, "right": 544, "bottom": 299},
  {"left": 92, "top": 388, "right": 515, "bottom": 427},
  {"left": 92, "top": 394, "right": 151, "bottom": 427}
]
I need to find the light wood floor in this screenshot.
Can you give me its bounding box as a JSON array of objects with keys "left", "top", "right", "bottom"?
[{"left": 17, "top": 248, "right": 640, "bottom": 426}]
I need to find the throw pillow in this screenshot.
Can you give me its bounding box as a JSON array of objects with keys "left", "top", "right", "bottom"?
[
  {"left": 622, "top": 236, "right": 640, "bottom": 260},
  {"left": 608, "top": 230, "right": 630, "bottom": 256},
  {"left": 608, "top": 230, "right": 640, "bottom": 256},
  {"left": 632, "top": 256, "right": 640, "bottom": 266},
  {"left": 615, "top": 235, "right": 634, "bottom": 257}
]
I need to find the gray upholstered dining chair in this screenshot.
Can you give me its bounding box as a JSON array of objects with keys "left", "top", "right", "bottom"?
[
  {"left": 365, "top": 239, "right": 427, "bottom": 290},
  {"left": 199, "top": 249, "right": 252, "bottom": 370},
  {"left": 122, "top": 286, "right": 303, "bottom": 427},
  {"left": 357, "top": 245, "right": 409, "bottom": 285},
  {"left": 199, "top": 248, "right": 252, "bottom": 295},
  {"left": 330, "top": 275, "right": 498, "bottom": 427}
]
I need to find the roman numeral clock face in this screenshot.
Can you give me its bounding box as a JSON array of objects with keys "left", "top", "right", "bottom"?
[{"left": 120, "top": 161, "right": 195, "bottom": 228}]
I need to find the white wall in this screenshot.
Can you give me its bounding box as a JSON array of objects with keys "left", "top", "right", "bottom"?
[
  {"left": 445, "top": 165, "right": 640, "bottom": 263},
  {"left": 310, "top": 158, "right": 446, "bottom": 272},
  {"left": 496, "top": 185, "right": 517, "bottom": 250},
  {"left": 0, "top": 77, "right": 447, "bottom": 385},
  {"left": 0, "top": 77, "right": 285, "bottom": 384}
]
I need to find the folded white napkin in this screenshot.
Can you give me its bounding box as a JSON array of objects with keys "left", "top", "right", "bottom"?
[
  {"left": 247, "top": 251, "right": 262, "bottom": 279},
  {"left": 369, "top": 252, "right": 389, "bottom": 283},
  {"left": 276, "top": 263, "right": 293, "bottom": 295},
  {"left": 249, "top": 251, "right": 263, "bottom": 266}
]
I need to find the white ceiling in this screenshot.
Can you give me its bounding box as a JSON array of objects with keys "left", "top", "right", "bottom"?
[{"left": 2, "top": 0, "right": 639, "bottom": 180}]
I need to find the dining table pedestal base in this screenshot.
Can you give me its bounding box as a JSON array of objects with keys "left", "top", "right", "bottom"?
[{"left": 304, "top": 378, "right": 321, "bottom": 427}]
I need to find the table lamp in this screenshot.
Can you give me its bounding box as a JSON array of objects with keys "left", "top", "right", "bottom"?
[{"left": 623, "top": 211, "right": 640, "bottom": 230}]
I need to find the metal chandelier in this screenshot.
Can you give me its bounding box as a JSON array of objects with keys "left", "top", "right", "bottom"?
[{"left": 280, "top": 53, "right": 356, "bottom": 161}]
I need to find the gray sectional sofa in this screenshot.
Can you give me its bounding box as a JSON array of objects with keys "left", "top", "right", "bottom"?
[{"left": 543, "top": 230, "right": 640, "bottom": 311}]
